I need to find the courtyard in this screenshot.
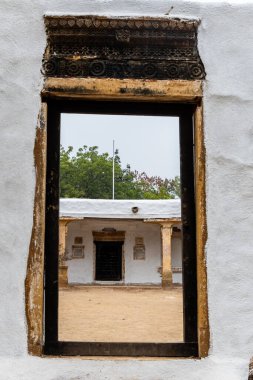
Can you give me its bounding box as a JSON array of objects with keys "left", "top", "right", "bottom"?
[{"left": 59, "top": 286, "right": 183, "bottom": 343}]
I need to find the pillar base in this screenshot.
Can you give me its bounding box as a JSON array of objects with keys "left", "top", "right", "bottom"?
[
  {"left": 59, "top": 265, "right": 68, "bottom": 287},
  {"left": 162, "top": 273, "right": 173, "bottom": 288}
]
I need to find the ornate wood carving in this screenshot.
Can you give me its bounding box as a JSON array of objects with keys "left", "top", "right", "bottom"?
[
  {"left": 43, "top": 16, "right": 205, "bottom": 80},
  {"left": 92, "top": 230, "right": 125, "bottom": 242}
]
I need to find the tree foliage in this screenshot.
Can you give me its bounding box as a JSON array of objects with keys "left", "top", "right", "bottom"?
[{"left": 60, "top": 145, "right": 180, "bottom": 199}]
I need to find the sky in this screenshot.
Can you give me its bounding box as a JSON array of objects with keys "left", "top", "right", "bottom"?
[{"left": 61, "top": 113, "right": 180, "bottom": 179}]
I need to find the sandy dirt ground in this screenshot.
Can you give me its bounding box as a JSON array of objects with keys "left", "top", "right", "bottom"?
[{"left": 59, "top": 286, "right": 183, "bottom": 342}]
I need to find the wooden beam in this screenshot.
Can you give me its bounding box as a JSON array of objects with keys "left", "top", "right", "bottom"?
[{"left": 42, "top": 78, "right": 202, "bottom": 103}]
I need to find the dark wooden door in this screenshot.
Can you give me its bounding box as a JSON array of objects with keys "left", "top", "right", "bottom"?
[{"left": 95, "top": 242, "right": 123, "bottom": 281}]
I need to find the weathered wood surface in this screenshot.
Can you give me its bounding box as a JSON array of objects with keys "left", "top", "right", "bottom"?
[
  {"left": 195, "top": 103, "right": 209, "bottom": 357},
  {"left": 42, "top": 78, "right": 202, "bottom": 102},
  {"left": 249, "top": 357, "right": 253, "bottom": 380},
  {"left": 25, "top": 103, "right": 47, "bottom": 355}
]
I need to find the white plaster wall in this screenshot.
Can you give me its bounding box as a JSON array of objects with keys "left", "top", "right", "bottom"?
[
  {"left": 60, "top": 198, "right": 181, "bottom": 219},
  {"left": 1, "top": 1, "right": 253, "bottom": 379},
  {"left": 65, "top": 220, "right": 94, "bottom": 284},
  {"left": 124, "top": 221, "right": 161, "bottom": 284},
  {"left": 66, "top": 219, "right": 163, "bottom": 284}
]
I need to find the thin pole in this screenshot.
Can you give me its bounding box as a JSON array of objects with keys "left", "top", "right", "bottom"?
[{"left": 112, "top": 139, "right": 115, "bottom": 200}]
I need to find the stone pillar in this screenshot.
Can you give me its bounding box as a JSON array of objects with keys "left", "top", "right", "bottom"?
[
  {"left": 160, "top": 223, "right": 173, "bottom": 288},
  {"left": 59, "top": 220, "right": 68, "bottom": 287}
]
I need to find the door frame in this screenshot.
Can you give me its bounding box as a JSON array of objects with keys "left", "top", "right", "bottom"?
[
  {"left": 43, "top": 99, "right": 199, "bottom": 357},
  {"left": 26, "top": 78, "right": 209, "bottom": 357}
]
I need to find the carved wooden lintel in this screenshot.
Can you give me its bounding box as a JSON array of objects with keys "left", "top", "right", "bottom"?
[
  {"left": 93, "top": 230, "right": 125, "bottom": 242},
  {"left": 42, "top": 15, "right": 205, "bottom": 80}
]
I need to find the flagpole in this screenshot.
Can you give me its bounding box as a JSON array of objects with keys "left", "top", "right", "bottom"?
[{"left": 112, "top": 139, "right": 115, "bottom": 200}]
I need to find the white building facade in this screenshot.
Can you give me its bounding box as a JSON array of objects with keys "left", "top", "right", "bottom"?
[{"left": 60, "top": 199, "right": 182, "bottom": 285}]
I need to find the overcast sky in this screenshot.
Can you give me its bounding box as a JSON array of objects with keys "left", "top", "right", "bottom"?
[{"left": 61, "top": 113, "right": 180, "bottom": 179}]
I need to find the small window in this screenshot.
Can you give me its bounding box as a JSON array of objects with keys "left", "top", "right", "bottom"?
[
  {"left": 74, "top": 236, "right": 83, "bottom": 245},
  {"left": 133, "top": 237, "right": 146, "bottom": 260},
  {"left": 72, "top": 245, "right": 85, "bottom": 259}
]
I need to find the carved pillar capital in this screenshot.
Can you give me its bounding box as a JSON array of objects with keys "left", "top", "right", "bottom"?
[{"left": 160, "top": 223, "right": 173, "bottom": 233}]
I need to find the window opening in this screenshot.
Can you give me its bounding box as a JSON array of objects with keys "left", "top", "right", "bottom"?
[
  {"left": 44, "top": 99, "right": 197, "bottom": 356},
  {"left": 25, "top": 14, "right": 208, "bottom": 358}
]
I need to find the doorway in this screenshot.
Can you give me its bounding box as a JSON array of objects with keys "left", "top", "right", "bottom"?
[{"left": 95, "top": 241, "right": 123, "bottom": 281}]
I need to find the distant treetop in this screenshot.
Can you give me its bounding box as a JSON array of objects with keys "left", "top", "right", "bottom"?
[{"left": 60, "top": 145, "right": 180, "bottom": 200}]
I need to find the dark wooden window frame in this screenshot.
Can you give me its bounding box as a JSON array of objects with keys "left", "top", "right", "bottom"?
[{"left": 44, "top": 98, "right": 198, "bottom": 357}]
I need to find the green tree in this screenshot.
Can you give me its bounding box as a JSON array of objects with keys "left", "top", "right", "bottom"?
[
  {"left": 134, "top": 172, "right": 179, "bottom": 199},
  {"left": 60, "top": 145, "right": 180, "bottom": 199}
]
